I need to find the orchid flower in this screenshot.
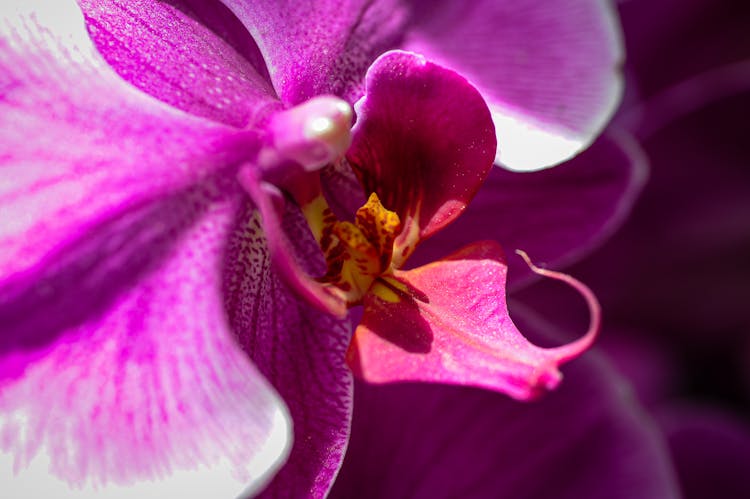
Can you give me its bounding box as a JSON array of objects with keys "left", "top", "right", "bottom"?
[{"left": 1, "top": 0, "right": 630, "bottom": 497}]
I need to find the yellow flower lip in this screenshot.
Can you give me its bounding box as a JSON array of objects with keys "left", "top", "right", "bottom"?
[{"left": 301, "top": 191, "right": 402, "bottom": 305}]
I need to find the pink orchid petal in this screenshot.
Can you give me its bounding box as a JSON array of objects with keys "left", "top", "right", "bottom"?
[
  {"left": 77, "top": 0, "right": 279, "bottom": 127},
  {"left": 223, "top": 202, "right": 354, "bottom": 498},
  {"left": 0, "top": 196, "right": 291, "bottom": 497},
  {"left": 0, "top": 0, "right": 257, "bottom": 287},
  {"left": 347, "top": 50, "right": 496, "bottom": 264},
  {"left": 331, "top": 356, "right": 679, "bottom": 498},
  {"left": 404, "top": 0, "right": 624, "bottom": 170},
  {"left": 218, "top": 0, "right": 409, "bottom": 103},
  {"left": 348, "top": 241, "right": 600, "bottom": 401},
  {"left": 411, "top": 131, "right": 647, "bottom": 289}
]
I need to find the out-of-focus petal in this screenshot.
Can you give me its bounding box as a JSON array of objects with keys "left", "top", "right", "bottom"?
[
  {"left": 0, "top": 0, "right": 258, "bottom": 289},
  {"left": 657, "top": 405, "right": 750, "bottom": 499},
  {"left": 404, "top": 0, "right": 624, "bottom": 170},
  {"left": 349, "top": 241, "right": 599, "bottom": 401},
  {"left": 77, "top": 0, "right": 278, "bottom": 127},
  {"left": 0, "top": 196, "right": 291, "bottom": 498},
  {"left": 224, "top": 202, "right": 353, "bottom": 498},
  {"left": 218, "top": 0, "right": 409, "bottom": 103},
  {"left": 332, "top": 330, "right": 679, "bottom": 498},
  {"left": 346, "top": 51, "right": 496, "bottom": 266},
  {"left": 411, "top": 131, "right": 647, "bottom": 289},
  {"left": 571, "top": 93, "right": 750, "bottom": 345},
  {"left": 598, "top": 328, "right": 679, "bottom": 406},
  {"left": 617, "top": 0, "right": 750, "bottom": 104}
]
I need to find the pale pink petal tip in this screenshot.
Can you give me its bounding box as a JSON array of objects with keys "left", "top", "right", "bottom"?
[
  {"left": 0, "top": 407, "right": 290, "bottom": 499},
  {"left": 0, "top": 198, "right": 293, "bottom": 497},
  {"left": 404, "top": 0, "right": 624, "bottom": 171}
]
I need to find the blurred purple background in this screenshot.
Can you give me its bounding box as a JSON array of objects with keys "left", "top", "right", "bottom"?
[{"left": 515, "top": 1, "right": 750, "bottom": 497}]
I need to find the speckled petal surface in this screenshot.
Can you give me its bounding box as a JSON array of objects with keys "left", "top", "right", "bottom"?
[
  {"left": 0, "top": 0, "right": 258, "bottom": 292},
  {"left": 349, "top": 241, "right": 598, "bottom": 401},
  {"left": 219, "top": 0, "right": 409, "bottom": 103},
  {"left": 346, "top": 51, "right": 496, "bottom": 264},
  {"left": 236, "top": 167, "right": 347, "bottom": 317},
  {"left": 224, "top": 201, "right": 353, "bottom": 498},
  {"left": 411, "top": 131, "right": 647, "bottom": 289},
  {"left": 0, "top": 192, "right": 291, "bottom": 498},
  {"left": 77, "top": 0, "right": 279, "bottom": 127},
  {"left": 404, "top": 0, "right": 624, "bottom": 170}
]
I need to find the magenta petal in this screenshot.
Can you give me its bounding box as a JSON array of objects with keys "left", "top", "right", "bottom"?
[
  {"left": 236, "top": 167, "right": 347, "bottom": 317},
  {"left": 0, "top": 198, "right": 290, "bottom": 497},
  {"left": 77, "top": 0, "right": 278, "bottom": 127},
  {"left": 412, "top": 131, "right": 647, "bottom": 288},
  {"left": 657, "top": 405, "right": 750, "bottom": 499},
  {"left": 224, "top": 202, "right": 353, "bottom": 498},
  {"left": 0, "top": 1, "right": 257, "bottom": 287},
  {"left": 348, "top": 241, "right": 599, "bottom": 401},
  {"left": 405, "top": 0, "right": 624, "bottom": 170},
  {"left": 219, "top": 0, "right": 408, "bottom": 103},
  {"left": 331, "top": 357, "right": 679, "bottom": 498},
  {"left": 347, "top": 50, "right": 496, "bottom": 263}
]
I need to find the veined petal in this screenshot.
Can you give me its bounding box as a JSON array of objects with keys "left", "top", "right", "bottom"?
[
  {"left": 224, "top": 201, "right": 353, "bottom": 498},
  {"left": 346, "top": 51, "right": 496, "bottom": 266},
  {"left": 77, "top": 0, "right": 279, "bottom": 127},
  {"left": 404, "top": 0, "right": 624, "bottom": 170},
  {"left": 411, "top": 131, "right": 647, "bottom": 288},
  {"left": 348, "top": 241, "right": 599, "bottom": 400},
  {"left": 0, "top": 0, "right": 257, "bottom": 287},
  {"left": 0, "top": 197, "right": 291, "bottom": 497},
  {"left": 218, "top": 0, "right": 410, "bottom": 103}
]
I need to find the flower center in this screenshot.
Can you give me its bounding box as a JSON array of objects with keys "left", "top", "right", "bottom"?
[{"left": 300, "top": 191, "right": 403, "bottom": 305}]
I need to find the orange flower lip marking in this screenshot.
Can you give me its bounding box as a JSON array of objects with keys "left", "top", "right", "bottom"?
[{"left": 301, "top": 192, "right": 402, "bottom": 305}]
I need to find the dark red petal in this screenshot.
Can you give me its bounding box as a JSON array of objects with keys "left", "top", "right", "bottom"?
[{"left": 346, "top": 50, "right": 496, "bottom": 266}]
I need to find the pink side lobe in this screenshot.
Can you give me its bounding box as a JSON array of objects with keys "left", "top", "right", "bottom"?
[
  {"left": 348, "top": 241, "right": 601, "bottom": 400},
  {"left": 236, "top": 166, "right": 347, "bottom": 318}
]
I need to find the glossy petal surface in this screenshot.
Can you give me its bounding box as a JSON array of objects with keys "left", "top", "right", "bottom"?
[
  {"left": 0, "top": 195, "right": 290, "bottom": 498},
  {"left": 411, "top": 131, "right": 646, "bottom": 288},
  {"left": 405, "top": 0, "right": 624, "bottom": 170},
  {"left": 78, "top": 0, "right": 278, "bottom": 127},
  {"left": 219, "top": 0, "right": 408, "bottom": 103},
  {"left": 347, "top": 51, "right": 496, "bottom": 264},
  {"left": 224, "top": 202, "right": 353, "bottom": 498},
  {"left": 348, "top": 242, "right": 598, "bottom": 401},
  {"left": 0, "top": 0, "right": 256, "bottom": 287}
]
